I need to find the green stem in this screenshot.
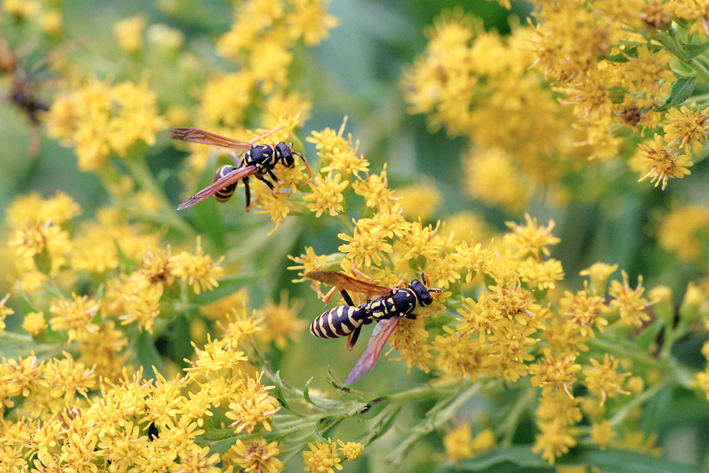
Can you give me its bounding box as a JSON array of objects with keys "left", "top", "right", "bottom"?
[
  {"left": 609, "top": 378, "right": 668, "bottom": 427},
  {"left": 385, "top": 381, "right": 481, "bottom": 465},
  {"left": 585, "top": 337, "right": 661, "bottom": 368},
  {"left": 499, "top": 386, "right": 537, "bottom": 446},
  {"left": 122, "top": 156, "right": 196, "bottom": 239}
]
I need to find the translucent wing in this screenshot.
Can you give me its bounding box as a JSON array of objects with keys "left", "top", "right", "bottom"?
[
  {"left": 169, "top": 127, "right": 252, "bottom": 151},
  {"left": 177, "top": 165, "right": 258, "bottom": 210},
  {"left": 344, "top": 316, "right": 401, "bottom": 385},
  {"left": 305, "top": 271, "right": 392, "bottom": 297}
]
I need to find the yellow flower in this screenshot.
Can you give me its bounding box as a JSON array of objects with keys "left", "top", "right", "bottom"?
[
  {"left": 199, "top": 73, "right": 255, "bottom": 127},
  {"left": 396, "top": 181, "right": 441, "bottom": 221},
  {"left": 337, "top": 440, "right": 363, "bottom": 461},
  {"left": 22, "top": 311, "right": 46, "bottom": 336},
  {"left": 471, "top": 428, "right": 495, "bottom": 453},
  {"left": 170, "top": 236, "right": 224, "bottom": 294},
  {"left": 529, "top": 354, "right": 581, "bottom": 396},
  {"left": 462, "top": 147, "right": 529, "bottom": 213},
  {"left": 656, "top": 204, "right": 709, "bottom": 262},
  {"left": 49, "top": 294, "right": 100, "bottom": 342},
  {"left": 580, "top": 262, "right": 618, "bottom": 295},
  {"left": 443, "top": 424, "right": 473, "bottom": 460},
  {"left": 226, "top": 373, "right": 280, "bottom": 434},
  {"left": 288, "top": 0, "right": 339, "bottom": 45},
  {"left": 636, "top": 134, "right": 693, "bottom": 190},
  {"left": 302, "top": 439, "right": 343, "bottom": 473},
  {"left": 591, "top": 420, "right": 615, "bottom": 450},
  {"left": 559, "top": 284, "right": 609, "bottom": 336},
  {"left": 607, "top": 271, "right": 651, "bottom": 328},
  {"left": 255, "top": 292, "right": 305, "bottom": 350},
  {"left": 113, "top": 15, "right": 146, "bottom": 54},
  {"left": 304, "top": 173, "right": 349, "bottom": 217},
  {"left": 583, "top": 354, "right": 630, "bottom": 405},
  {"left": 504, "top": 214, "right": 560, "bottom": 259},
  {"left": 308, "top": 117, "right": 369, "bottom": 177},
  {"left": 226, "top": 438, "right": 283, "bottom": 473},
  {"left": 664, "top": 106, "right": 709, "bottom": 155},
  {"left": 532, "top": 419, "right": 577, "bottom": 464},
  {"left": 352, "top": 165, "right": 395, "bottom": 208}
]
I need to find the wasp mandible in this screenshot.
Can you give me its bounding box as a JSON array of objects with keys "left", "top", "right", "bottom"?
[
  {"left": 305, "top": 271, "right": 441, "bottom": 384},
  {"left": 169, "top": 126, "right": 312, "bottom": 211}
]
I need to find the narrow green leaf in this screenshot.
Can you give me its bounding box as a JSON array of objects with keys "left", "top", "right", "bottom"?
[
  {"left": 166, "top": 314, "right": 192, "bottom": 365},
  {"left": 186, "top": 156, "right": 226, "bottom": 250},
  {"left": 115, "top": 239, "right": 139, "bottom": 273},
  {"left": 303, "top": 376, "right": 316, "bottom": 405},
  {"left": 136, "top": 330, "right": 163, "bottom": 380},
  {"left": 635, "top": 319, "right": 663, "bottom": 351},
  {"left": 563, "top": 448, "right": 705, "bottom": 473},
  {"left": 16, "top": 283, "right": 38, "bottom": 314},
  {"left": 191, "top": 272, "right": 264, "bottom": 304},
  {"left": 684, "top": 42, "right": 709, "bottom": 59},
  {"left": 446, "top": 446, "right": 549, "bottom": 472},
  {"left": 0, "top": 332, "right": 56, "bottom": 358},
  {"left": 608, "top": 86, "right": 626, "bottom": 104},
  {"left": 655, "top": 77, "right": 696, "bottom": 112},
  {"left": 273, "top": 371, "right": 291, "bottom": 410},
  {"left": 642, "top": 385, "right": 672, "bottom": 434}
]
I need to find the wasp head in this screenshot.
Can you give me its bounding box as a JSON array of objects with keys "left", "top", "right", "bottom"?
[
  {"left": 275, "top": 142, "right": 296, "bottom": 167},
  {"left": 409, "top": 279, "right": 432, "bottom": 306}
]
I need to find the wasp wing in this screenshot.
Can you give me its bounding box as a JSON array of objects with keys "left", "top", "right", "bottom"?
[
  {"left": 169, "top": 127, "right": 252, "bottom": 151},
  {"left": 344, "top": 316, "right": 401, "bottom": 385},
  {"left": 305, "top": 271, "right": 392, "bottom": 297},
  {"left": 177, "top": 165, "right": 258, "bottom": 210}
]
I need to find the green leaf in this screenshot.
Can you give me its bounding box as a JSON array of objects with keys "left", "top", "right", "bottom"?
[
  {"left": 136, "top": 330, "right": 163, "bottom": 380},
  {"left": 191, "top": 272, "right": 264, "bottom": 305},
  {"left": 642, "top": 385, "right": 672, "bottom": 434},
  {"left": 635, "top": 319, "right": 663, "bottom": 351},
  {"left": 608, "top": 86, "right": 626, "bottom": 104},
  {"left": 655, "top": 77, "right": 696, "bottom": 112},
  {"left": 16, "top": 283, "right": 38, "bottom": 314},
  {"left": 273, "top": 371, "right": 291, "bottom": 410},
  {"left": 303, "top": 376, "right": 316, "bottom": 405},
  {"left": 185, "top": 156, "right": 226, "bottom": 251},
  {"left": 166, "top": 314, "right": 192, "bottom": 365},
  {"left": 444, "top": 446, "right": 549, "bottom": 472},
  {"left": 562, "top": 448, "right": 705, "bottom": 473},
  {"left": 115, "top": 239, "right": 139, "bottom": 273},
  {"left": 684, "top": 42, "right": 709, "bottom": 59},
  {"left": 0, "top": 332, "right": 57, "bottom": 359}
]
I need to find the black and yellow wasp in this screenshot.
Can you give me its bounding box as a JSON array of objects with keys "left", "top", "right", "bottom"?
[
  {"left": 305, "top": 271, "right": 441, "bottom": 384},
  {"left": 169, "top": 126, "right": 311, "bottom": 211}
]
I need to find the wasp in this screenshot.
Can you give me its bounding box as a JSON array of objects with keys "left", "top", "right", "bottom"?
[
  {"left": 169, "top": 126, "right": 311, "bottom": 211},
  {"left": 305, "top": 271, "right": 441, "bottom": 384},
  {"left": 0, "top": 38, "right": 50, "bottom": 156}
]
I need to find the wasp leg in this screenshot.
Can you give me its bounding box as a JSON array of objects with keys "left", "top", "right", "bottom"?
[
  {"left": 346, "top": 325, "right": 363, "bottom": 351},
  {"left": 266, "top": 168, "right": 281, "bottom": 186},
  {"left": 322, "top": 286, "right": 338, "bottom": 305},
  {"left": 405, "top": 313, "right": 418, "bottom": 320},
  {"left": 243, "top": 177, "right": 252, "bottom": 212},
  {"left": 352, "top": 267, "right": 374, "bottom": 282},
  {"left": 339, "top": 289, "right": 355, "bottom": 307},
  {"left": 255, "top": 174, "right": 277, "bottom": 192}
]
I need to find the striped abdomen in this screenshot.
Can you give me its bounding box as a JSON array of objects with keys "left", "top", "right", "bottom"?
[
  {"left": 213, "top": 165, "right": 239, "bottom": 202},
  {"left": 310, "top": 305, "right": 363, "bottom": 339}
]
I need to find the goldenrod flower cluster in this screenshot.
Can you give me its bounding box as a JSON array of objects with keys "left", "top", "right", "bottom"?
[{"left": 3, "top": 1, "right": 709, "bottom": 472}]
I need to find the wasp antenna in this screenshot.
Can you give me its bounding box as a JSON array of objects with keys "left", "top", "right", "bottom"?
[
  {"left": 295, "top": 151, "right": 313, "bottom": 188},
  {"left": 248, "top": 124, "right": 285, "bottom": 144}
]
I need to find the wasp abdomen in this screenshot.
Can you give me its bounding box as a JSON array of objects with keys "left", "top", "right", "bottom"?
[
  {"left": 213, "top": 165, "right": 239, "bottom": 202},
  {"left": 310, "top": 305, "right": 362, "bottom": 339}
]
